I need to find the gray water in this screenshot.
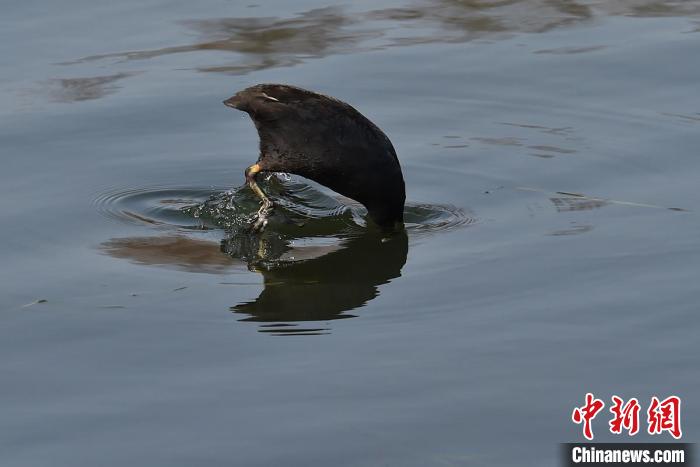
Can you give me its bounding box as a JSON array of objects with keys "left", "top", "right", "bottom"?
[{"left": 1, "top": 1, "right": 699, "bottom": 466}]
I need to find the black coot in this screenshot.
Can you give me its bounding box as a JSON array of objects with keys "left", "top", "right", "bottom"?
[{"left": 224, "top": 84, "right": 405, "bottom": 231}]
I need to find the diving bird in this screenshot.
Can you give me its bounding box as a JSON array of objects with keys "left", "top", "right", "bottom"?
[{"left": 223, "top": 84, "right": 405, "bottom": 232}]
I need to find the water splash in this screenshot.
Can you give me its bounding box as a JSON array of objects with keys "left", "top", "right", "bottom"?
[{"left": 95, "top": 176, "right": 475, "bottom": 240}]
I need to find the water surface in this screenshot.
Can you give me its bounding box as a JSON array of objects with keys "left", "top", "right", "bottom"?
[{"left": 1, "top": 1, "right": 699, "bottom": 466}]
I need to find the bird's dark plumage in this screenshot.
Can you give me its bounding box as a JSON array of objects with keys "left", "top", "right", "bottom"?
[{"left": 224, "top": 84, "right": 405, "bottom": 230}]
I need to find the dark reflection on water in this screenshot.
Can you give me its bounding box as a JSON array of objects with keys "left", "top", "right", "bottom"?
[
  {"left": 67, "top": 7, "right": 377, "bottom": 74},
  {"left": 62, "top": 1, "right": 700, "bottom": 78},
  {"left": 533, "top": 45, "right": 608, "bottom": 54},
  {"left": 230, "top": 230, "right": 408, "bottom": 335},
  {"left": 627, "top": 0, "right": 700, "bottom": 17},
  {"left": 550, "top": 196, "right": 608, "bottom": 212},
  {"left": 101, "top": 236, "right": 242, "bottom": 274},
  {"left": 517, "top": 187, "right": 689, "bottom": 212},
  {"left": 479, "top": 124, "right": 580, "bottom": 157},
  {"left": 48, "top": 73, "right": 134, "bottom": 103},
  {"left": 661, "top": 111, "right": 700, "bottom": 123},
  {"left": 548, "top": 224, "right": 593, "bottom": 236},
  {"left": 99, "top": 229, "right": 407, "bottom": 334}
]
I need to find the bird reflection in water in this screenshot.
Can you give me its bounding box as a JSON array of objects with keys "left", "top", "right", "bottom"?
[
  {"left": 225, "top": 228, "right": 408, "bottom": 334},
  {"left": 100, "top": 224, "right": 407, "bottom": 335}
]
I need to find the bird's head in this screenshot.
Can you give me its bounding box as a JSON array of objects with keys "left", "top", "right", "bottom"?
[{"left": 223, "top": 85, "right": 300, "bottom": 117}]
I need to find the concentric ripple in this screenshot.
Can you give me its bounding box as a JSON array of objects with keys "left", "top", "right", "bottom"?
[
  {"left": 403, "top": 203, "right": 476, "bottom": 236},
  {"left": 94, "top": 186, "right": 216, "bottom": 230},
  {"left": 94, "top": 176, "right": 475, "bottom": 235}
]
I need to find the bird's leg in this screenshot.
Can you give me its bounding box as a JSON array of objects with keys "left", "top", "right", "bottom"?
[{"left": 245, "top": 163, "right": 274, "bottom": 231}]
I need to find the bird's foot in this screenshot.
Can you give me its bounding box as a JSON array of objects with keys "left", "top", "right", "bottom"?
[{"left": 250, "top": 199, "right": 274, "bottom": 232}]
